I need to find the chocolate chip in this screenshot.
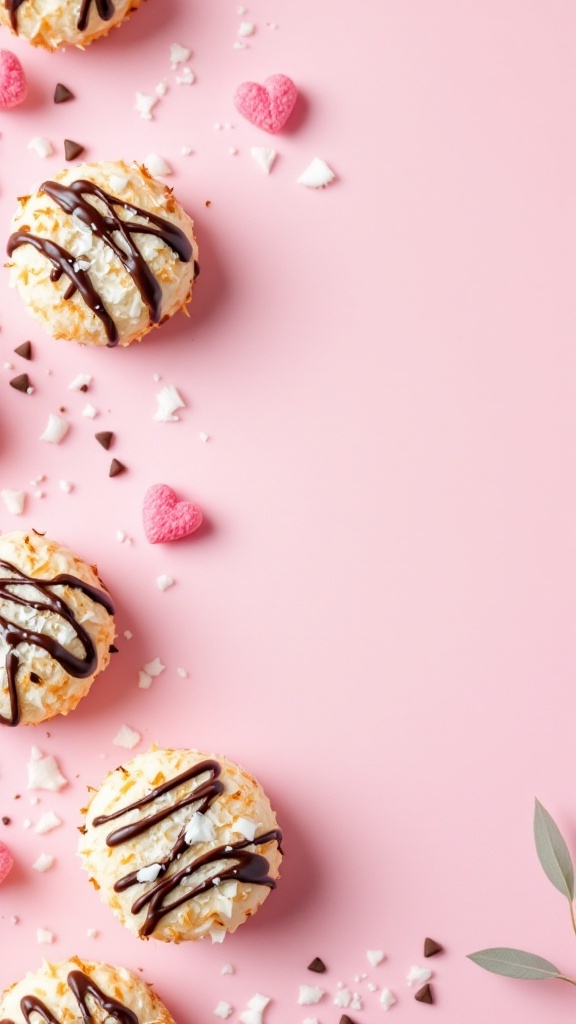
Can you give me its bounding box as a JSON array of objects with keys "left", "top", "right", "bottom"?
[
  {"left": 95, "top": 431, "right": 114, "bottom": 449},
  {"left": 307, "top": 957, "right": 326, "bottom": 974},
  {"left": 424, "top": 937, "right": 443, "bottom": 958},
  {"left": 414, "top": 983, "right": 433, "bottom": 1004},
  {"left": 30, "top": 673, "right": 41, "bottom": 683},
  {"left": 9, "top": 373, "right": 30, "bottom": 393},
  {"left": 80, "top": 384, "right": 89, "bottom": 392},
  {"left": 54, "top": 83, "right": 74, "bottom": 104},
  {"left": 2, "top": 817, "right": 11, "bottom": 826},
  {"left": 339, "top": 1017, "right": 356, "bottom": 1024},
  {"left": 64, "top": 139, "right": 85, "bottom": 161},
  {"left": 205, "top": 200, "right": 212, "bottom": 207},
  {"left": 109, "top": 459, "right": 126, "bottom": 478},
  {"left": 14, "top": 341, "right": 32, "bottom": 360},
  {"left": 109, "top": 644, "right": 119, "bottom": 654}
]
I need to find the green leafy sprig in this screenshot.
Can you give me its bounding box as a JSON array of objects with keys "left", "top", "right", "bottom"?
[{"left": 468, "top": 800, "right": 576, "bottom": 986}]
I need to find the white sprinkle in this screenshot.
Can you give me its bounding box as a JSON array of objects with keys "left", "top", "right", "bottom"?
[
  {"left": 229, "top": 146, "right": 238, "bottom": 156},
  {"left": 297, "top": 158, "right": 336, "bottom": 188},
  {"left": 28, "top": 136, "right": 53, "bottom": 158},
  {"left": 110, "top": 174, "right": 129, "bottom": 192},
  {"left": 135, "top": 92, "right": 158, "bottom": 120},
  {"left": 298, "top": 988, "right": 324, "bottom": 1007},
  {"left": 181, "top": 146, "right": 193, "bottom": 156},
  {"left": 144, "top": 153, "right": 173, "bottom": 177},
  {"left": 59, "top": 480, "right": 73, "bottom": 494},
  {"left": 199, "top": 431, "right": 210, "bottom": 442},
  {"left": 177, "top": 667, "right": 188, "bottom": 678},
  {"left": 214, "top": 1003, "right": 233, "bottom": 1020},
  {"left": 124, "top": 630, "right": 133, "bottom": 640},
  {"left": 334, "top": 989, "right": 351, "bottom": 1008},
  {"left": 86, "top": 928, "right": 98, "bottom": 938},
  {"left": 36, "top": 928, "right": 54, "bottom": 944},
  {"left": 136, "top": 863, "right": 162, "bottom": 883},
  {"left": 113, "top": 725, "right": 141, "bottom": 750},
  {"left": 138, "top": 670, "right": 152, "bottom": 689},
  {"left": 82, "top": 404, "right": 98, "bottom": 419},
  {"left": 1, "top": 489, "right": 25, "bottom": 516},
  {"left": 170, "top": 42, "right": 191, "bottom": 67},
  {"left": 33, "top": 853, "right": 55, "bottom": 873},
  {"left": 157, "top": 574, "right": 175, "bottom": 591},
  {"left": 221, "top": 964, "right": 235, "bottom": 975},
  {"left": 176, "top": 67, "right": 195, "bottom": 86},
  {"left": 380, "top": 988, "right": 396, "bottom": 1011},
  {"left": 22, "top": 819, "right": 32, "bottom": 829},
  {"left": 153, "top": 384, "right": 185, "bottom": 422},
  {"left": 34, "top": 812, "right": 62, "bottom": 834},
  {"left": 251, "top": 147, "right": 277, "bottom": 174},
  {"left": 367, "top": 950, "right": 385, "bottom": 967},
  {"left": 406, "top": 965, "right": 432, "bottom": 988},
  {"left": 156, "top": 80, "right": 169, "bottom": 97},
  {"left": 4, "top": 362, "right": 13, "bottom": 370},
  {"left": 27, "top": 751, "right": 67, "bottom": 792},
  {"left": 143, "top": 658, "right": 165, "bottom": 677},
  {"left": 185, "top": 811, "right": 216, "bottom": 845},
  {"left": 29, "top": 797, "right": 39, "bottom": 806},
  {"left": 39, "top": 413, "right": 69, "bottom": 444},
  {"left": 238, "top": 21, "right": 255, "bottom": 35},
  {"left": 68, "top": 373, "right": 92, "bottom": 391},
  {"left": 116, "top": 530, "right": 126, "bottom": 543}
]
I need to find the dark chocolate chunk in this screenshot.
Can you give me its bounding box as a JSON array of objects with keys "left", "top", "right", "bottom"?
[
  {"left": 54, "top": 83, "right": 74, "bottom": 104},
  {"left": 9, "top": 373, "right": 30, "bottom": 393},
  {"left": 2, "top": 816, "right": 11, "bottom": 825},
  {"left": 109, "top": 644, "right": 119, "bottom": 654},
  {"left": 424, "top": 937, "right": 443, "bottom": 958},
  {"left": 64, "top": 139, "right": 85, "bottom": 162},
  {"left": 307, "top": 957, "right": 326, "bottom": 974},
  {"left": 30, "top": 673, "right": 41, "bottom": 683},
  {"left": 14, "top": 341, "right": 32, "bottom": 359},
  {"left": 414, "top": 983, "right": 433, "bottom": 1004},
  {"left": 109, "top": 459, "right": 126, "bottom": 478},
  {"left": 95, "top": 431, "right": 114, "bottom": 449},
  {"left": 339, "top": 1017, "right": 356, "bottom": 1024}
]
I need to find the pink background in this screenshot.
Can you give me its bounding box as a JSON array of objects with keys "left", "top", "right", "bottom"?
[{"left": 0, "top": 1, "right": 575, "bottom": 1021}]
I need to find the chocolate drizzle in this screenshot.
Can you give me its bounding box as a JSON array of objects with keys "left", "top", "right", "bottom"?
[
  {"left": 7, "top": 178, "right": 193, "bottom": 347},
  {"left": 0, "top": 969, "right": 138, "bottom": 1024},
  {"left": 5, "top": 0, "right": 116, "bottom": 32},
  {"left": 92, "top": 759, "right": 283, "bottom": 937},
  {"left": 0, "top": 558, "right": 114, "bottom": 727}
]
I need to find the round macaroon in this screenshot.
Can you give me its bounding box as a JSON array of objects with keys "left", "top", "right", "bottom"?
[
  {"left": 7, "top": 160, "right": 198, "bottom": 348},
  {"left": 0, "top": 0, "right": 147, "bottom": 51},
  {"left": 0, "top": 958, "right": 176, "bottom": 1024},
  {"left": 0, "top": 530, "right": 115, "bottom": 727},
  {"left": 79, "top": 747, "right": 283, "bottom": 943}
]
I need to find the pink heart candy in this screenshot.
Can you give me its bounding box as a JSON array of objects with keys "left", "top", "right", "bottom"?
[
  {"left": 143, "top": 484, "right": 203, "bottom": 544},
  {"left": 0, "top": 50, "right": 27, "bottom": 110},
  {"left": 0, "top": 841, "right": 14, "bottom": 885},
  {"left": 234, "top": 74, "right": 298, "bottom": 134}
]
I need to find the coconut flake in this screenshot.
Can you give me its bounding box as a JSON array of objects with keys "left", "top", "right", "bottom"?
[
  {"left": 138, "top": 670, "right": 153, "bottom": 689},
  {"left": 221, "top": 964, "right": 235, "bottom": 975},
  {"left": 182, "top": 145, "right": 193, "bottom": 156},
  {"left": 298, "top": 988, "right": 324, "bottom": 1007},
  {"left": 143, "top": 658, "right": 165, "bottom": 677},
  {"left": 176, "top": 68, "right": 195, "bottom": 85},
  {"left": 380, "top": 989, "right": 396, "bottom": 1011},
  {"left": 238, "top": 21, "right": 255, "bottom": 35},
  {"left": 170, "top": 42, "right": 191, "bottom": 67},
  {"left": 406, "top": 965, "right": 432, "bottom": 988},
  {"left": 39, "top": 414, "right": 69, "bottom": 444},
  {"left": 82, "top": 404, "right": 98, "bottom": 419},
  {"left": 113, "top": 725, "right": 141, "bottom": 750},
  {"left": 59, "top": 480, "right": 73, "bottom": 493},
  {"left": 36, "top": 928, "right": 54, "bottom": 944},
  {"left": 156, "top": 80, "right": 169, "bottom": 97},
  {"left": 153, "top": 384, "right": 185, "bottom": 422},
  {"left": 213, "top": 1004, "right": 233, "bottom": 1020},
  {"left": 27, "top": 751, "right": 68, "bottom": 792},
  {"left": 297, "top": 158, "right": 336, "bottom": 189},
  {"left": 34, "top": 811, "right": 62, "bottom": 834},
  {"left": 333, "top": 989, "right": 351, "bottom": 1008},
  {"left": 177, "top": 667, "right": 188, "bottom": 678},
  {"left": 251, "top": 147, "right": 277, "bottom": 174},
  {"left": 86, "top": 928, "right": 98, "bottom": 938},
  {"left": 1, "top": 489, "right": 25, "bottom": 515},
  {"left": 184, "top": 811, "right": 216, "bottom": 845},
  {"left": 68, "top": 374, "right": 92, "bottom": 391},
  {"left": 28, "top": 137, "right": 53, "bottom": 158},
  {"left": 235, "top": 817, "right": 258, "bottom": 841},
  {"left": 157, "top": 574, "right": 175, "bottom": 591},
  {"left": 136, "top": 863, "right": 162, "bottom": 883},
  {"left": 144, "top": 153, "right": 172, "bottom": 176},
  {"left": 239, "top": 995, "right": 270, "bottom": 1024},
  {"left": 33, "top": 853, "right": 55, "bottom": 872},
  {"left": 367, "top": 950, "right": 385, "bottom": 967},
  {"left": 110, "top": 174, "right": 129, "bottom": 193},
  {"left": 135, "top": 92, "right": 158, "bottom": 120}
]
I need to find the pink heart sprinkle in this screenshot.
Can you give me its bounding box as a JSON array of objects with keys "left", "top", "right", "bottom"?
[
  {"left": 0, "top": 50, "right": 27, "bottom": 110},
  {"left": 0, "top": 841, "right": 14, "bottom": 885},
  {"left": 234, "top": 74, "right": 298, "bottom": 134},
  {"left": 143, "top": 484, "right": 203, "bottom": 544}
]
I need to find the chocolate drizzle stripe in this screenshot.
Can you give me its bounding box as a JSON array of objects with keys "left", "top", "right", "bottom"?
[
  {"left": 92, "top": 759, "right": 283, "bottom": 937},
  {"left": 7, "top": 179, "right": 193, "bottom": 348},
  {"left": 0, "top": 970, "right": 137, "bottom": 1024},
  {"left": 0, "top": 560, "right": 114, "bottom": 728},
  {"left": 5, "top": 0, "right": 116, "bottom": 32}
]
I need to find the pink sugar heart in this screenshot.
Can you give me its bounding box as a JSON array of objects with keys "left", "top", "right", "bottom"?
[
  {"left": 234, "top": 74, "right": 298, "bottom": 134},
  {"left": 143, "top": 484, "right": 203, "bottom": 544},
  {"left": 0, "top": 841, "right": 13, "bottom": 885},
  {"left": 0, "top": 50, "right": 27, "bottom": 110}
]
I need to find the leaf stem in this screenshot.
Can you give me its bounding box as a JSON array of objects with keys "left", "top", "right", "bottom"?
[
  {"left": 558, "top": 975, "right": 576, "bottom": 987},
  {"left": 570, "top": 900, "right": 576, "bottom": 941}
]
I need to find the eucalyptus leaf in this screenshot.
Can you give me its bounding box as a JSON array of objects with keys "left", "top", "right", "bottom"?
[
  {"left": 467, "top": 948, "right": 561, "bottom": 981},
  {"left": 534, "top": 799, "right": 574, "bottom": 901}
]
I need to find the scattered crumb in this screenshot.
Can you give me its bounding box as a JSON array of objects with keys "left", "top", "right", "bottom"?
[
  {"left": 239, "top": 995, "right": 270, "bottom": 1024},
  {"left": 36, "top": 928, "right": 54, "bottom": 944},
  {"left": 251, "top": 147, "right": 277, "bottom": 174},
  {"left": 143, "top": 658, "right": 165, "bottom": 677},
  {"left": 213, "top": 1003, "right": 233, "bottom": 1020},
  {"left": 32, "top": 853, "right": 55, "bottom": 873},
  {"left": 124, "top": 630, "right": 133, "bottom": 640},
  {"left": 297, "top": 158, "right": 336, "bottom": 189},
  {"left": 406, "top": 965, "right": 432, "bottom": 988},
  {"left": 1, "top": 489, "right": 25, "bottom": 516},
  {"left": 27, "top": 748, "right": 68, "bottom": 792},
  {"left": 86, "top": 928, "right": 98, "bottom": 938},
  {"left": 221, "top": 964, "right": 234, "bottom": 975},
  {"left": 68, "top": 373, "right": 92, "bottom": 391},
  {"left": 28, "top": 137, "right": 53, "bottom": 158},
  {"left": 113, "top": 725, "right": 141, "bottom": 750},
  {"left": 144, "top": 153, "right": 172, "bottom": 176},
  {"left": 82, "top": 404, "right": 98, "bottom": 419},
  {"left": 135, "top": 92, "right": 158, "bottom": 120},
  {"left": 177, "top": 667, "right": 188, "bottom": 678},
  {"left": 176, "top": 68, "right": 195, "bottom": 85},
  {"left": 59, "top": 480, "right": 73, "bottom": 493},
  {"left": 157, "top": 574, "right": 175, "bottom": 591},
  {"left": 367, "top": 950, "right": 385, "bottom": 967},
  {"left": 238, "top": 21, "right": 255, "bottom": 36},
  {"left": 170, "top": 42, "right": 191, "bottom": 67},
  {"left": 298, "top": 988, "right": 324, "bottom": 1007},
  {"left": 34, "top": 811, "right": 62, "bottom": 834},
  {"left": 380, "top": 988, "right": 396, "bottom": 1011},
  {"left": 39, "top": 413, "right": 69, "bottom": 444},
  {"left": 153, "top": 384, "right": 185, "bottom": 422}
]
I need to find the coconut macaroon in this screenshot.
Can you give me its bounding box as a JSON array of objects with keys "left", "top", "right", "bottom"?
[
  {"left": 0, "top": 530, "right": 115, "bottom": 727},
  {"left": 0, "top": 0, "right": 147, "bottom": 51},
  {"left": 79, "top": 747, "right": 283, "bottom": 943},
  {"left": 6, "top": 160, "right": 198, "bottom": 348},
  {"left": 0, "top": 958, "right": 175, "bottom": 1024}
]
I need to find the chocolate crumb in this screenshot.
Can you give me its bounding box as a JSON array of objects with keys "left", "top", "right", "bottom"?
[
  {"left": 424, "top": 937, "right": 444, "bottom": 958},
  {"left": 59, "top": 407, "right": 66, "bottom": 413},
  {"left": 64, "top": 139, "right": 85, "bottom": 162},
  {"left": 9, "top": 373, "right": 30, "bottom": 393},
  {"left": 205, "top": 200, "right": 212, "bottom": 207},
  {"left": 80, "top": 384, "right": 89, "bottom": 392},
  {"left": 109, "top": 644, "right": 119, "bottom": 654},
  {"left": 2, "top": 817, "right": 11, "bottom": 826},
  {"left": 14, "top": 795, "right": 20, "bottom": 800},
  {"left": 95, "top": 431, "right": 114, "bottom": 450},
  {"left": 339, "top": 1017, "right": 356, "bottom": 1024},
  {"left": 54, "top": 83, "right": 74, "bottom": 104},
  {"left": 109, "top": 459, "right": 127, "bottom": 478},
  {"left": 414, "top": 983, "right": 433, "bottom": 1004},
  {"left": 307, "top": 957, "right": 326, "bottom": 974},
  {"left": 30, "top": 673, "right": 41, "bottom": 683},
  {"left": 14, "top": 341, "right": 32, "bottom": 360}
]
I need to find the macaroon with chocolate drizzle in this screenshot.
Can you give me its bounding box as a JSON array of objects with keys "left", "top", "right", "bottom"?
[
  {"left": 6, "top": 160, "right": 198, "bottom": 348},
  {"left": 0, "top": 531, "right": 115, "bottom": 727},
  {"left": 79, "top": 747, "right": 283, "bottom": 943},
  {"left": 0, "top": 958, "right": 177, "bottom": 1024},
  {"left": 0, "top": 0, "right": 148, "bottom": 50}
]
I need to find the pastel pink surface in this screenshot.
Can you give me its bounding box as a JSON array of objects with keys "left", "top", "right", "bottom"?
[
  {"left": 0, "top": 50, "right": 27, "bottom": 109},
  {"left": 0, "top": 3, "right": 574, "bottom": 1024},
  {"left": 0, "top": 840, "right": 14, "bottom": 884},
  {"left": 143, "top": 484, "right": 203, "bottom": 543},
  {"left": 234, "top": 75, "right": 297, "bottom": 133}
]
